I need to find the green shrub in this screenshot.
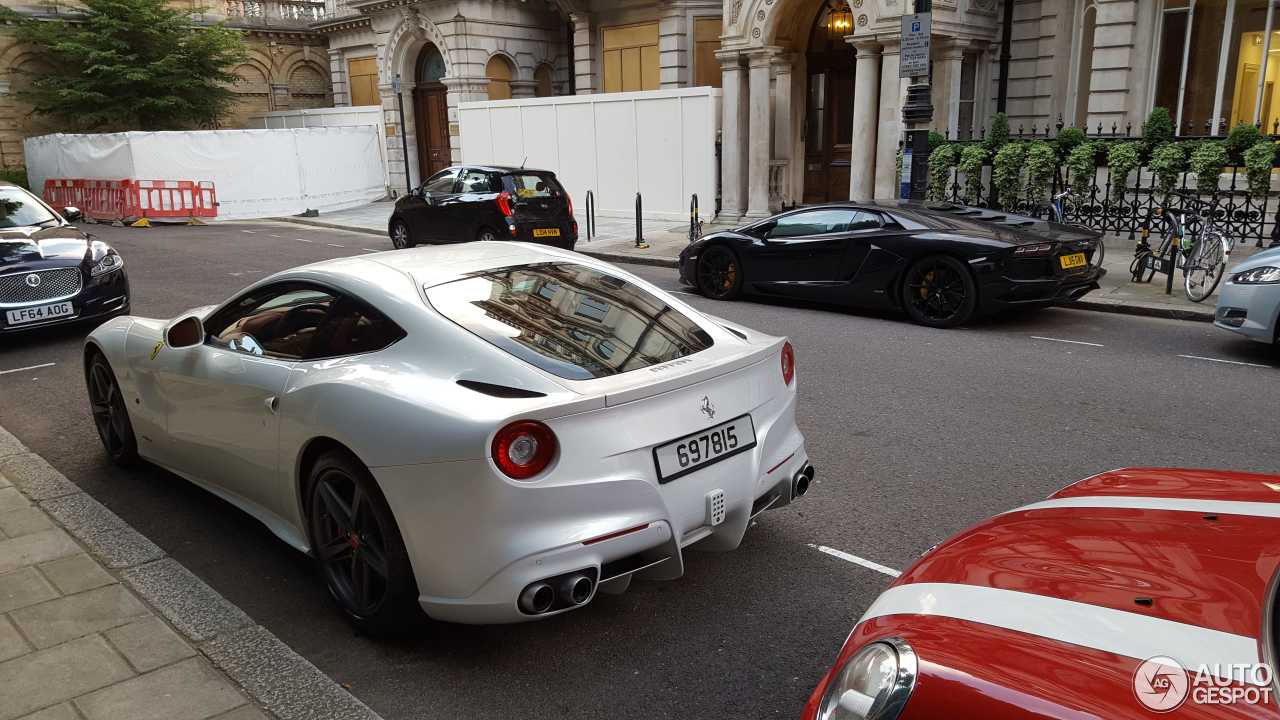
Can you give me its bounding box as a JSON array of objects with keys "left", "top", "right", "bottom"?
[
  {"left": 984, "top": 112, "right": 1010, "bottom": 154},
  {"left": 1055, "top": 127, "right": 1086, "bottom": 159},
  {"left": 1066, "top": 141, "right": 1099, "bottom": 198},
  {"left": 1148, "top": 142, "right": 1188, "bottom": 197},
  {"left": 1142, "top": 107, "right": 1175, "bottom": 151},
  {"left": 928, "top": 131, "right": 946, "bottom": 151},
  {"left": 926, "top": 143, "right": 959, "bottom": 202},
  {"left": 992, "top": 143, "right": 1027, "bottom": 208},
  {"left": 1243, "top": 140, "right": 1277, "bottom": 197},
  {"left": 1024, "top": 141, "right": 1057, "bottom": 204},
  {"left": 1106, "top": 141, "right": 1143, "bottom": 200},
  {"left": 0, "top": 167, "right": 29, "bottom": 189},
  {"left": 1189, "top": 141, "right": 1227, "bottom": 195},
  {"left": 1227, "top": 123, "right": 1263, "bottom": 160},
  {"left": 958, "top": 144, "right": 988, "bottom": 205}
]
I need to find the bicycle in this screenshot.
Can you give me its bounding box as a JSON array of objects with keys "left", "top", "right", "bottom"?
[
  {"left": 1049, "top": 188, "right": 1105, "bottom": 268},
  {"left": 1132, "top": 194, "right": 1234, "bottom": 302}
]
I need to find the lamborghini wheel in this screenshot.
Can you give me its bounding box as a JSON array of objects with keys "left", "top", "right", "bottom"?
[
  {"left": 901, "top": 255, "right": 978, "bottom": 328},
  {"left": 697, "top": 245, "right": 743, "bottom": 300}
]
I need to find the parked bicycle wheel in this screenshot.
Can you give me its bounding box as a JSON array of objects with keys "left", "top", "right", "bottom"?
[{"left": 1184, "top": 231, "right": 1227, "bottom": 302}]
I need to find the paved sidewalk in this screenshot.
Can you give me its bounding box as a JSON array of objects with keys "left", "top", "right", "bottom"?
[
  {"left": 0, "top": 427, "right": 381, "bottom": 720},
  {"left": 274, "top": 202, "right": 1280, "bottom": 322}
]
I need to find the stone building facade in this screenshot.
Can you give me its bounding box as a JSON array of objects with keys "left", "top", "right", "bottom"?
[{"left": 0, "top": 0, "right": 334, "bottom": 168}]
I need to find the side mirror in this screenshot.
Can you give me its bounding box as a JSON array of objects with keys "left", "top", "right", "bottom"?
[
  {"left": 165, "top": 315, "right": 204, "bottom": 349},
  {"left": 62, "top": 206, "right": 83, "bottom": 223}
]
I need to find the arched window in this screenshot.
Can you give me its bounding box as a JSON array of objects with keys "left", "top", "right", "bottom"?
[
  {"left": 486, "top": 55, "right": 514, "bottom": 100},
  {"left": 1073, "top": 1, "right": 1097, "bottom": 128},
  {"left": 534, "top": 64, "right": 554, "bottom": 97},
  {"left": 417, "top": 44, "right": 446, "bottom": 85}
]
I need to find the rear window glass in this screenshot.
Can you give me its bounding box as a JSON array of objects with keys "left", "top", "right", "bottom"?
[
  {"left": 504, "top": 173, "right": 563, "bottom": 200},
  {"left": 425, "top": 262, "right": 714, "bottom": 380}
]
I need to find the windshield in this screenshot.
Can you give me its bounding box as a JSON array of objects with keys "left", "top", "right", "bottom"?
[
  {"left": 0, "top": 187, "right": 58, "bottom": 228},
  {"left": 425, "top": 262, "right": 714, "bottom": 380}
]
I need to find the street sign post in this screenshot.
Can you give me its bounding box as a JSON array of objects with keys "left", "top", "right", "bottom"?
[{"left": 900, "top": 13, "right": 931, "bottom": 79}]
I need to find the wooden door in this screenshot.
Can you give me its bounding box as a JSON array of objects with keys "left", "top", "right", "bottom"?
[
  {"left": 802, "top": 68, "right": 854, "bottom": 204},
  {"left": 413, "top": 83, "right": 450, "bottom": 182}
]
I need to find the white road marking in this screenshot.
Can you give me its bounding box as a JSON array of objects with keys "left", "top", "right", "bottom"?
[
  {"left": 361, "top": 248, "right": 380, "bottom": 253},
  {"left": 295, "top": 238, "right": 313, "bottom": 243},
  {"left": 1178, "top": 354, "right": 1270, "bottom": 369},
  {"left": 241, "top": 230, "right": 256, "bottom": 234},
  {"left": 667, "top": 290, "right": 699, "bottom": 297},
  {"left": 808, "top": 543, "right": 901, "bottom": 578},
  {"left": 0, "top": 362, "right": 55, "bottom": 375},
  {"left": 269, "top": 234, "right": 281, "bottom": 238},
  {"left": 327, "top": 243, "right": 345, "bottom": 248},
  {"left": 1030, "top": 335, "right": 1104, "bottom": 347}
]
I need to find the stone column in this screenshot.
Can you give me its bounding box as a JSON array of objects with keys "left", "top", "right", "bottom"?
[
  {"left": 571, "top": 12, "right": 597, "bottom": 94},
  {"left": 771, "top": 52, "right": 793, "bottom": 210},
  {"left": 939, "top": 40, "right": 966, "bottom": 140},
  {"left": 848, "top": 39, "right": 881, "bottom": 200},
  {"left": 380, "top": 83, "right": 411, "bottom": 191},
  {"left": 873, "top": 39, "right": 902, "bottom": 200},
  {"left": 717, "top": 50, "right": 748, "bottom": 222},
  {"left": 328, "top": 48, "right": 350, "bottom": 107},
  {"left": 745, "top": 47, "right": 777, "bottom": 219},
  {"left": 659, "top": 5, "right": 689, "bottom": 88}
]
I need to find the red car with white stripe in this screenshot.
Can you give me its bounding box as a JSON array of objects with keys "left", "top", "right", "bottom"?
[{"left": 804, "top": 468, "right": 1280, "bottom": 719}]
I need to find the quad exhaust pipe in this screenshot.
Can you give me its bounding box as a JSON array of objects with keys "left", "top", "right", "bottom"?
[
  {"left": 792, "top": 464, "right": 815, "bottom": 500},
  {"left": 518, "top": 571, "right": 596, "bottom": 615}
]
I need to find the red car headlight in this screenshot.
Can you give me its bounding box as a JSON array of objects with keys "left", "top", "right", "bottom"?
[{"left": 814, "top": 639, "right": 916, "bottom": 720}]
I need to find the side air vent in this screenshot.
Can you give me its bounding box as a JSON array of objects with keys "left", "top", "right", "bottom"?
[{"left": 456, "top": 379, "right": 546, "bottom": 399}]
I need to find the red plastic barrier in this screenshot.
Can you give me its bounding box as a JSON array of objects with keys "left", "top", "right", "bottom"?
[{"left": 43, "top": 178, "right": 218, "bottom": 222}]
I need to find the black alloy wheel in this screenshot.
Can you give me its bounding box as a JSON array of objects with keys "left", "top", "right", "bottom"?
[
  {"left": 477, "top": 227, "right": 499, "bottom": 243},
  {"left": 390, "top": 220, "right": 411, "bottom": 249},
  {"left": 696, "top": 244, "right": 743, "bottom": 300},
  {"left": 901, "top": 255, "right": 978, "bottom": 328},
  {"left": 307, "top": 451, "right": 418, "bottom": 634},
  {"left": 87, "top": 354, "right": 138, "bottom": 466}
]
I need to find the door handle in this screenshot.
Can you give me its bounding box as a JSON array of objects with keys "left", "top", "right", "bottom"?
[{"left": 264, "top": 396, "right": 279, "bottom": 414}]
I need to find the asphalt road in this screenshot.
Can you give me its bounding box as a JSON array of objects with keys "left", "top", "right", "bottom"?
[{"left": 2, "top": 221, "right": 1278, "bottom": 720}]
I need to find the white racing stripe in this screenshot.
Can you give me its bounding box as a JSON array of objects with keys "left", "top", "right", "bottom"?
[
  {"left": 860, "top": 582, "right": 1262, "bottom": 683},
  {"left": 1005, "top": 495, "right": 1280, "bottom": 520},
  {"left": 808, "top": 544, "right": 902, "bottom": 578},
  {"left": 0, "top": 362, "right": 55, "bottom": 376}
]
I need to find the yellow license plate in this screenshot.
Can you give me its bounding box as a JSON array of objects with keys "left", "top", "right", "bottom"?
[
  {"left": 1059, "top": 252, "right": 1087, "bottom": 270},
  {"left": 532, "top": 228, "right": 560, "bottom": 238}
]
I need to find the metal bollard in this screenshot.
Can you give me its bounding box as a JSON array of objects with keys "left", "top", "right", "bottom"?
[
  {"left": 689, "top": 194, "right": 702, "bottom": 242},
  {"left": 635, "top": 192, "right": 649, "bottom": 249},
  {"left": 585, "top": 190, "right": 595, "bottom": 241}
]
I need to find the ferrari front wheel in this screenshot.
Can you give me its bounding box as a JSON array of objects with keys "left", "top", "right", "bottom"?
[
  {"left": 86, "top": 353, "right": 138, "bottom": 466},
  {"left": 697, "top": 244, "right": 743, "bottom": 300},
  {"left": 307, "top": 450, "right": 420, "bottom": 635},
  {"left": 901, "top": 255, "right": 977, "bottom": 328}
]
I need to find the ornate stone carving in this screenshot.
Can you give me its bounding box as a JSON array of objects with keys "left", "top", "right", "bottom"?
[{"left": 729, "top": 0, "right": 743, "bottom": 23}]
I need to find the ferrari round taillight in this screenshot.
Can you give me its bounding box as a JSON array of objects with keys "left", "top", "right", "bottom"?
[
  {"left": 492, "top": 420, "right": 557, "bottom": 480},
  {"left": 781, "top": 341, "right": 795, "bottom": 386}
]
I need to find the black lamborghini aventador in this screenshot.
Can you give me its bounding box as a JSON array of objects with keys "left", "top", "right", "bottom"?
[{"left": 677, "top": 201, "right": 1105, "bottom": 328}]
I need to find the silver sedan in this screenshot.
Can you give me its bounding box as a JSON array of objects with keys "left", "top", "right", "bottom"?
[
  {"left": 83, "top": 242, "right": 811, "bottom": 631},
  {"left": 1215, "top": 246, "right": 1280, "bottom": 344}
]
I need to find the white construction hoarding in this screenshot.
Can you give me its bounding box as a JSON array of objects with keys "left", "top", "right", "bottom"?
[{"left": 458, "top": 87, "right": 720, "bottom": 221}]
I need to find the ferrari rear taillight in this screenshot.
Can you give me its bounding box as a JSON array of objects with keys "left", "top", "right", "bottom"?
[
  {"left": 496, "top": 191, "right": 515, "bottom": 218},
  {"left": 492, "top": 420, "right": 557, "bottom": 480},
  {"left": 781, "top": 341, "right": 795, "bottom": 386}
]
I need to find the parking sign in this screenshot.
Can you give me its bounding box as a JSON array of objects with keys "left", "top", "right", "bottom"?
[{"left": 900, "top": 13, "right": 931, "bottom": 78}]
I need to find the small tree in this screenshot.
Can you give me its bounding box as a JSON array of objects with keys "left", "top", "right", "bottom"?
[
  {"left": 1, "top": 0, "right": 248, "bottom": 130},
  {"left": 1141, "top": 107, "right": 1175, "bottom": 152}
]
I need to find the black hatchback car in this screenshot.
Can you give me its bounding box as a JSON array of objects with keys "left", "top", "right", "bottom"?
[
  {"left": 0, "top": 182, "right": 129, "bottom": 335},
  {"left": 389, "top": 165, "right": 577, "bottom": 251}
]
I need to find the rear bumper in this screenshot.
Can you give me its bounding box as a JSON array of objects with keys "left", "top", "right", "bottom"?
[
  {"left": 372, "top": 395, "right": 808, "bottom": 624},
  {"left": 979, "top": 266, "right": 1104, "bottom": 313},
  {"left": 1214, "top": 280, "right": 1280, "bottom": 343}
]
